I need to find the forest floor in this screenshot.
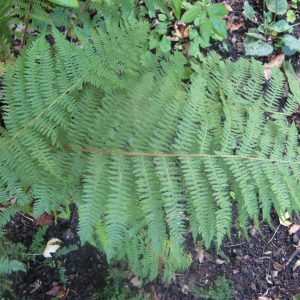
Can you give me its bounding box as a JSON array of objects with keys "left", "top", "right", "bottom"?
[
  {"left": 2, "top": 0, "right": 300, "bottom": 299},
  {"left": 6, "top": 210, "right": 300, "bottom": 300}
]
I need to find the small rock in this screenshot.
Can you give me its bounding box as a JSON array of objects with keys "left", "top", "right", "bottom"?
[
  {"left": 271, "top": 270, "right": 278, "bottom": 278},
  {"left": 293, "top": 234, "right": 300, "bottom": 244},
  {"left": 62, "top": 228, "right": 74, "bottom": 240},
  {"left": 265, "top": 274, "right": 273, "bottom": 285},
  {"left": 250, "top": 227, "right": 257, "bottom": 236},
  {"left": 181, "top": 284, "right": 190, "bottom": 294},
  {"left": 233, "top": 269, "right": 239, "bottom": 275},
  {"left": 250, "top": 282, "right": 256, "bottom": 291}
]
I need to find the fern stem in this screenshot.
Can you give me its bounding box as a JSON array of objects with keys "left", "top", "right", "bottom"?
[
  {"left": 21, "top": 0, "right": 33, "bottom": 49},
  {"left": 208, "top": 105, "right": 291, "bottom": 117},
  {"left": 60, "top": 146, "right": 300, "bottom": 166}
]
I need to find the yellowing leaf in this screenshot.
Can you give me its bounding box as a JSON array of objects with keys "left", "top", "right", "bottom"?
[
  {"left": 279, "top": 212, "right": 292, "bottom": 227},
  {"left": 293, "top": 259, "right": 300, "bottom": 271},
  {"left": 43, "top": 238, "right": 62, "bottom": 258},
  {"left": 48, "top": 0, "right": 79, "bottom": 8}
]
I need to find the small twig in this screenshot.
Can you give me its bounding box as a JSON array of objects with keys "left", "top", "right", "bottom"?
[
  {"left": 267, "top": 225, "right": 280, "bottom": 244},
  {"left": 21, "top": 0, "right": 33, "bottom": 49},
  {"left": 17, "top": 211, "right": 34, "bottom": 222},
  {"left": 224, "top": 242, "right": 245, "bottom": 248},
  {"left": 162, "top": 286, "right": 169, "bottom": 300},
  {"left": 22, "top": 252, "right": 42, "bottom": 256},
  {"left": 68, "top": 289, "right": 79, "bottom": 296},
  {"left": 286, "top": 248, "right": 300, "bottom": 267},
  {"left": 66, "top": 0, "right": 92, "bottom": 36}
]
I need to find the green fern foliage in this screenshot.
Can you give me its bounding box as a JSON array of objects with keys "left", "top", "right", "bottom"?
[
  {"left": 1, "top": 21, "right": 300, "bottom": 281},
  {"left": 0, "top": 257, "right": 25, "bottom": 275}
]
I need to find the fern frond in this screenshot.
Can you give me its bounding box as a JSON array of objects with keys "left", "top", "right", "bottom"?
[
  {"left": 1, "top": 25, "right": 300, "bottom": 282},
  {"left": 0, "top": 257, "right": 25, "bottom": 274}
]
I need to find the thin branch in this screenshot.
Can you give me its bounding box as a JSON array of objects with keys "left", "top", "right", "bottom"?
[
  {"left": 267, "top": 224, "right": 280, "bottom": 243},
  {"left": 286, "top": 247, "right": 300, "bottom": 267},
  {"left": 17, "top": 211, "right": 34, "bottom": 222}
]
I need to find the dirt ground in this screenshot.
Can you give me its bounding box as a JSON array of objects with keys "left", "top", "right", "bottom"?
[{"left": 4, "top": 210, "right": 300, "bottom": 300}]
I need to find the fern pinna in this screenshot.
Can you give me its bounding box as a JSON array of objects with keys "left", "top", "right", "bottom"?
[{"left": 1, "top": 21, "right": 300, "bottom": 281}]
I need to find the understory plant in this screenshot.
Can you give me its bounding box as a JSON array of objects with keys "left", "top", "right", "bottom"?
[
  {"left": 0, "top": 13, "right": 300, "bottom": 282},
  {"left": 193, "top": 276, "right": 233, "bottom": 300},
  {"left": 243, "top": 0, "right": 300, "bottom": 56}
]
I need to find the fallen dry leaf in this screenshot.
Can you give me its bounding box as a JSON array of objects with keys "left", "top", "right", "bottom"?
[
  {"left": 224, "top": 3, "right": 233, "bottom": 12},
  {"left": 150, "top": 286, "right": 159, "bottom": 300},
  {"left": 130, "top": 276, "right": 141, "bottom": 287},
  {"left": 45, "top": 285, "right": 68, "bottom": 298},
  {"left": 215, "top": 258, "right": 226, "bottom": 265},
  {"left": 227, "top": 15, "right": 244, "bottom": 32},
  {"left": 279, "top": 211, "right": 292, "bottom": 227},
  {"left": 167, "top": 36, "right": 179, "bottom": 42},
  {"left": 228, "top": 22, "right": 244, "bottom": 32},
  {"left": 293, "top": 259, "right": 300, "bottom": 271},
  {"left": 35, "top": 213, "right": 53, "bottom": 226},
  {"left": 174, "top": 23, "right": 189, "bottom": 38},
  {"left": 196, "top": 240, "right": 205, "bottom": 263},
  {"left": 30, "top": 280, "right": 42, "bottom": 294},
  {"left": 289, "top": 224, "right": 300, "bottom": 235},
  {"left": 273, "top": 261, "right": 284, "bottom": 271},
  {"left": 43, "top": 238, "right": 62, "bottom": 258},
  {"left": 264, "top": 54, "right": 285, "bottom": 80}
]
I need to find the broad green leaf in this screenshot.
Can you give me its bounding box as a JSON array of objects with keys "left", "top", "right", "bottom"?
[
  {"left": 284, "top": 61, "right": 299, "bottom": 92},
  {"left": 293, "top": 294, "right": 300, "bottom": 300},
  {"left": 198, "top": 36, "right": 210, "bottom": 48},
  {"left": 159, "top": 35, "right": 171, "bottom": 53},
  {"left": 210, "top": 17, "right": 227, "bottom": 39},
  {"left": 265, "top": 11, "right": 273, "bottom": 23},
  {"left": 144, "top": 0, "right": 157, "bottom": 17},
  {"left": 244, "top": 1, "right": 257, "bottom": 23},
  {"left": 189, "top": 39, "right": 201, "bottom": 56},
  {"left": 158, "top": 14, "right": 167, "bottom": 22},
  {"left": 149, "top": 32, "right": 159, "bottom": 50},
  {"left": 207, "top": 4, "right": 228, "bottom": 17},
  {"left": 246, "top": 32, "right": 264, "bottom": 39},
  {"left": 287, "top": 10, "right": 296, "bottom": 23},
  {"left": 181, "top": 4, "right": 202, "bottom": 23},
  {"left": 170, "top": 0, "right": 182, "bottom": 19},
  {"left": 265, "top": 0, "right": 287, "bottom": 15},
  {"left": 156, "top": 22, "right": 168, "bottom": 34},
  {"left": 48, "top": 0, "right": 79, "bottom": 8},
  {"left": 269, "top": 20, "right": 292, "bottom": 32},
  {"left": 282, "top": 45, "right": 297, "bottom": 56},
  {"left": 199, "top": 15, "right": 213, "bottom": 45},
  {"left": 282, "top": 34, "right": 300, "bottom": 51},
  {"left": 244, "top": 37, "right": 274, "bottom": 56}
]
